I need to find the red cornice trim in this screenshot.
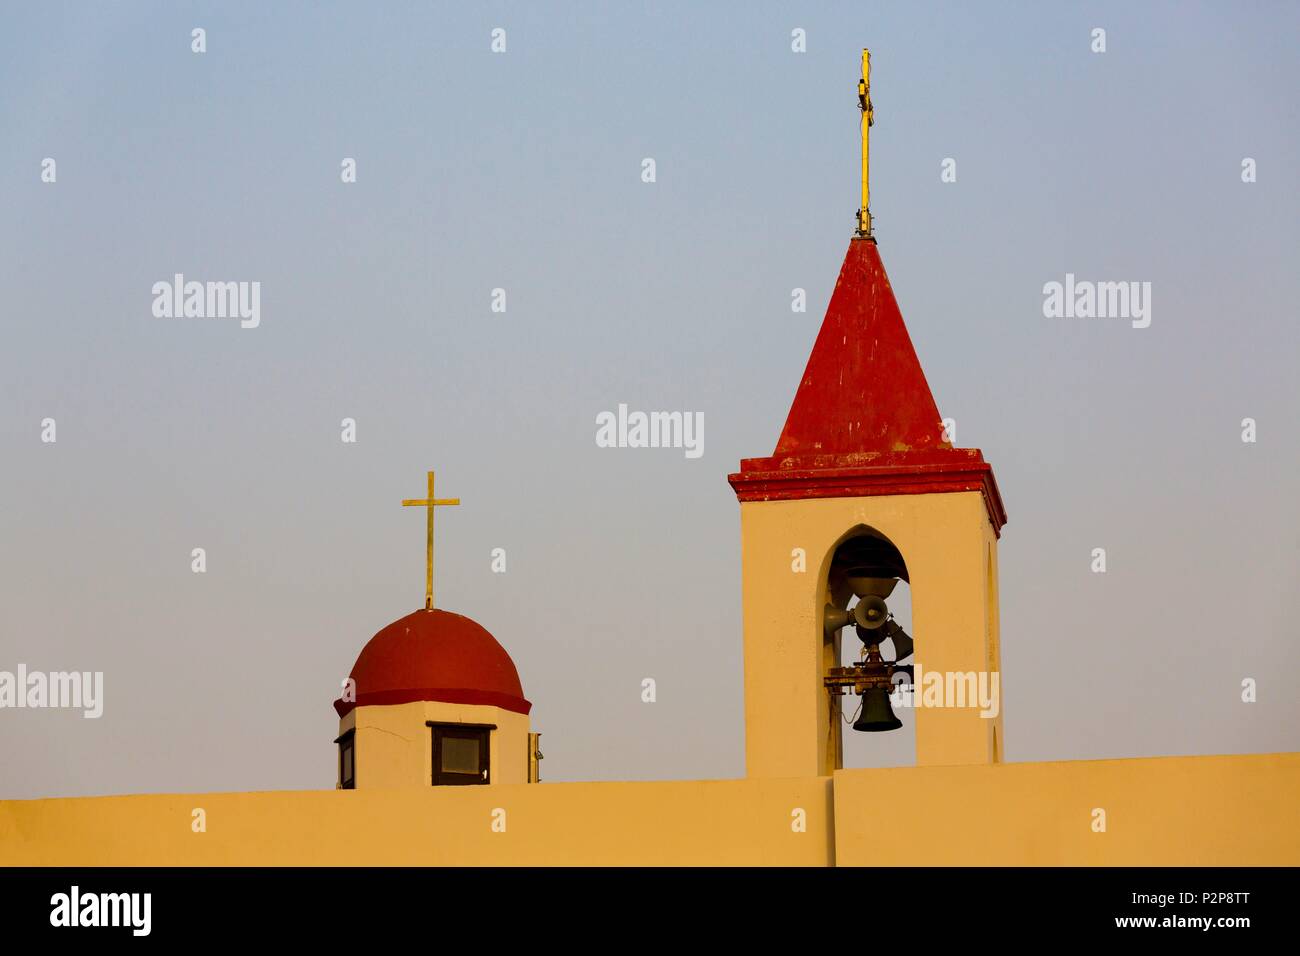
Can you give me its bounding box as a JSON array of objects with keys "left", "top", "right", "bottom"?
[
  {"left": 333, "top": 687, "right": 532, "bottom": 719},
  {"left": 727, "top": 451, "right": 1007, "bottom": 536}
]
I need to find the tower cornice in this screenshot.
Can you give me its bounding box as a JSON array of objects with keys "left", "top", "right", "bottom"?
[{"left": 727, "top": 448, "right": 1007, "bottom": 536}]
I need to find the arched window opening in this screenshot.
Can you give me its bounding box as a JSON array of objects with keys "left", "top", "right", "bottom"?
[{"left": 823, "top": 529, "right": 916, "bottom": 769}]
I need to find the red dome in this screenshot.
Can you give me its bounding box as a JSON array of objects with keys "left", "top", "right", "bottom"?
[{"left": 333, "top": 609, "right": 530, "bottom": 717}]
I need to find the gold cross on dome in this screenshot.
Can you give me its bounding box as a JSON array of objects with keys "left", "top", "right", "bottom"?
[{"left": 401, "top": 470, "right": 460, "bottom": 610}]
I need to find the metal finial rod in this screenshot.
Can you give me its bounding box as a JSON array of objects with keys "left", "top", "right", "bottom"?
[{"left": 857, "top": 48, "right": 874, "bottom": 238}]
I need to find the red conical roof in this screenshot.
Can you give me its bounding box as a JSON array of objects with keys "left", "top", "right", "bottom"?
[
  {"left": 775, "top": 239, "right": 948, "bottom": 456},
  {"left": 729, "top": 239, "right": 1006, "bottom": 533}
]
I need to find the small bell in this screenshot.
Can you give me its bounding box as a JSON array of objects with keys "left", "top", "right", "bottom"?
[{"left": 852, "top": 686, "right": 902, "bottom": 732}]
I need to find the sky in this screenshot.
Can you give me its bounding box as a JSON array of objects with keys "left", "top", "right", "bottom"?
[{"left": 1, "top": 1, "right": 1297, "bottom": 799}]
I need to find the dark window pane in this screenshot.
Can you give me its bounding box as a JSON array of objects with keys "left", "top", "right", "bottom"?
[{"left": 441, "top": 736, "right": 480, "bottom": 774}]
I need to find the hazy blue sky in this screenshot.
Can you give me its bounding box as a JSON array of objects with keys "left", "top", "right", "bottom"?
[{"left": 1, "top": 1, "right": 1297, "bottom": 798}]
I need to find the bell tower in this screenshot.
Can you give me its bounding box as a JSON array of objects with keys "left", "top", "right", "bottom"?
[{"left": 728, "top": 49, "right": 1007, "bottom": 778}]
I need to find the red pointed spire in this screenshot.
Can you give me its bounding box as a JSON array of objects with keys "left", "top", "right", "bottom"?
[
  {"left": 729, "top": 239, "right": 1006, "bottom": 534},
  {"left": 775, "top": 239, "right": 947, "bottom": 457}
]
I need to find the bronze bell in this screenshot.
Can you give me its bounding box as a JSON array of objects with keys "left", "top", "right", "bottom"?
[{"left": 853, "top": 686, "right": 902, "bottom": 732}]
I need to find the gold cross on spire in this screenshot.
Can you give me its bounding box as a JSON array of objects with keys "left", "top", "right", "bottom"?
[
  {"left": 857, "top": 47, "right": 874, "bottom": 238},
  {"left": 401, "top": 470, "right": 460, "bottom": 610}
]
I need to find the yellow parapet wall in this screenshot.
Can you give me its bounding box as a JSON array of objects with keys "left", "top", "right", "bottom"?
[
  {"left": 0, "top": 777, "right": 833, "bottom": 867},
  {"left": 2, "top": 753, "right": 1296, "bottom": 866},
  {"left": 834, "top": 753, "right": 1300, "bottom": 866}
]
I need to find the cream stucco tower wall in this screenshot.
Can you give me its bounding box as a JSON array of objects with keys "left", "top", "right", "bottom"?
[
  {"left": 337, "top": 701, "right": 531, "bottom": 789},
  {"left": 737, "top": 490, "right": 1002, "bottom": 778}
]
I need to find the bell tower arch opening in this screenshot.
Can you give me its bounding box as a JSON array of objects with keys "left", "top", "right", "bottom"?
[{"left": 820, "top": 527, "right": 916, "bottom": 771}]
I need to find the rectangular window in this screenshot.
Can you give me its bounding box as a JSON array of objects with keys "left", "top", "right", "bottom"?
[
  {"left": 336, "top": 730, "right": 355, "bottom": 790},
  {"left": 427, "top": 723, "right": 493, "bottom": 786}
]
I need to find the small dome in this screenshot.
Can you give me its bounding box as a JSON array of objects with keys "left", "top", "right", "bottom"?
[{"left": 334, "top": 609, "right": 530, "bottom": 717}]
